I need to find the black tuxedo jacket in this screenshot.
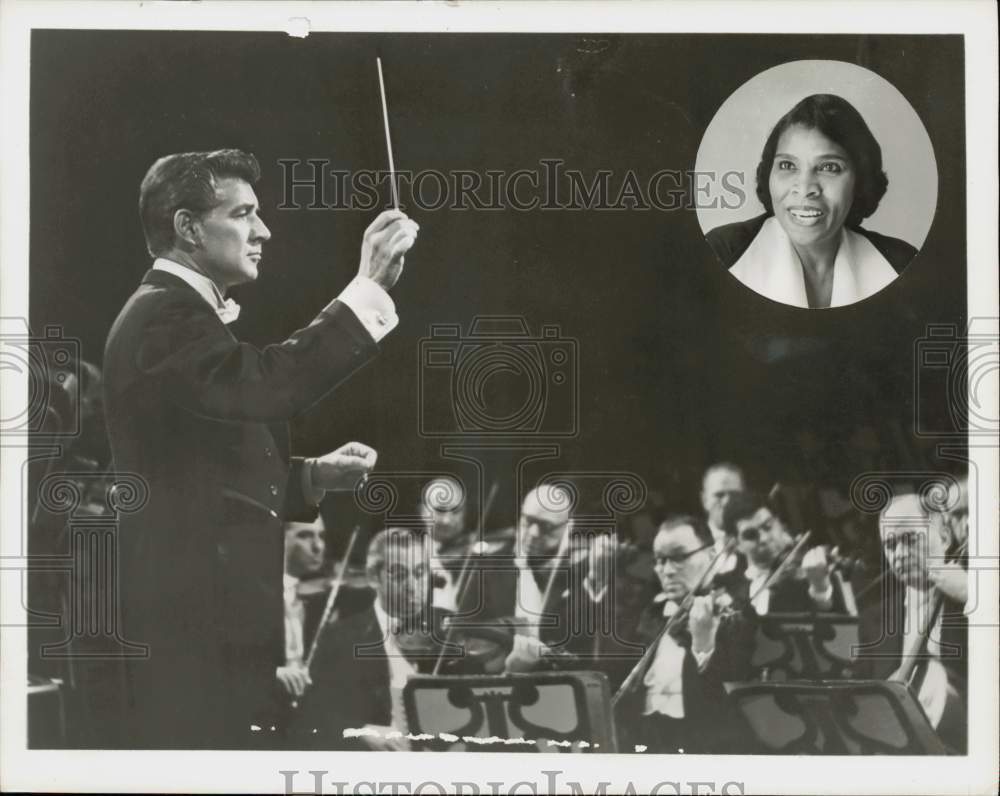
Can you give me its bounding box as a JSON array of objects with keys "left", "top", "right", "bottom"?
[
  {"left": 454, "top": 534, "right": 574, "bottom": 645},
  {"left": 715, "top": 568, "right": 849, "bottom": 615},
  {"left": 103, "top": 268, "right": 378, "bottom": 747},
  {"left": 613, "top": 592, "right": 759, "bottom": 753},
  {"left": 296, "top": 601, "right": 453, "bottom": 750}
]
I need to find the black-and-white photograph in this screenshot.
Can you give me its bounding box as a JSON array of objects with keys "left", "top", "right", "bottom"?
[
  {"left": 696, "top": 59, "right": 937, "bottom": 308},
  {"left": 1, "top": 2, "right": 997, "bottom": 794}
]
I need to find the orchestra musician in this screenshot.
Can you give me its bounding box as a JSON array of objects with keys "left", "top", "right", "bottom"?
[
  {"left": 103, "top": 149, "right": 418, "bottom": 748},
  {"left": 420, "top": 476, "right": 472, "bottom": 612},
  {"left": 276, "top": 520, "right": 330, "bottom": 701},
  {"left": 296, "top": 527, "right": 435, "bottom": 750},
  {"left": 456, "top": 482, "right": 577, "bottom": 644},
  {"left": 297, "top": 526, "right": 553, "bottom": 749},
  {"left": 700, "top": 462, "right": 747, "bottom": 574},
  {"left": 718, "top": 491, "right": 848, "bottom": 615},
  {"left": 547, "top": 531, "right": 654, "bottom": 692},
  {"left": 614, "top": 515, "right": 757, "bottom": 754},
  {"left": 869, "top": 490, "right": 968, "bottom": 752}
]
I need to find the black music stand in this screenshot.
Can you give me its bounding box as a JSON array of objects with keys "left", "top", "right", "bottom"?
[
  {"left": 724, "top": 680, "right": 950, "bottom": 754},
  {"left": 751, "top": 613, "right": 860, "bottom": 681},
  {"left": 403, "top": 671, "right": 617, "bottom": 752}
]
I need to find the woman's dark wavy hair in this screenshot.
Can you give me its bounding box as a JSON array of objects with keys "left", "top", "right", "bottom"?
[{"left": 755, "top": 94, "right": 889, "bottom": 228}]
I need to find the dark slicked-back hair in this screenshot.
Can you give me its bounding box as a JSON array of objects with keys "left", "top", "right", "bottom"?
[
  {"left": 139, "top": 149, "right": 261, "bottom": 257},
  {"left": 720, "top": 490, "right": 774, "bottom": 537},
  {"left": 755, "top": 94, "right": 888, "bottom": 228},
  {"left": 658, "top": 513, "right": 715, "bottom": 548}
]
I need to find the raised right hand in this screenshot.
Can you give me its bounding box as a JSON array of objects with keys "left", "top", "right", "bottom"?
[{"left": 357, "top": 210, "right": 419, "bottom": 291}]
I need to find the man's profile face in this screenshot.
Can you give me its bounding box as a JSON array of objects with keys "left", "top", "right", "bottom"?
[
  {"left": 518, "top": 486, "right": 571, "bottom": 560},
  {"left": 652, "top": 524, "right": 712, "bottom": 601},
  {"left": 190, "top": 177, "right": 270, "bottom": 289},
  {"left": 735, "top": 507, "right": 792, "bottom": 569},
  {"left": 701, "top": 467, "right": 744, "bottom": 529},
  {"left": 284, "top": 523, "right": 326, "bottom": 579}
]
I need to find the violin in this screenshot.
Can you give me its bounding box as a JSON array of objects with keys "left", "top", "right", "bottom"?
[
  {"left": 612, "top": 537, "right": 741, "bottom": 708},
  {"left": 393, "top": 614, "right": 518, "bottom": 675}
]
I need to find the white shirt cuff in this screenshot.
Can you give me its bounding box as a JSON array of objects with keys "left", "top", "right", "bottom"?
[
  {"left": 332, "top": 276, "right": 399, "bottom": 343},
  {"left": 808, "top": 581, "right": 834, "bottom": 606},
  {"left": 300, "top": 458, "right": 325, "bottom": 506}
]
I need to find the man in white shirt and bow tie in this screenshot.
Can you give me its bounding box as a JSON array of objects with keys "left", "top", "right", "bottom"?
[
  {"left": 276, "top": 519, "right": 328, "bottom": 700},
  {"left": 104, "top": 149, "right": 418, "bottom": 747},
  {"left": 614, "top": 515, "right": 756, "bottom": 754}
]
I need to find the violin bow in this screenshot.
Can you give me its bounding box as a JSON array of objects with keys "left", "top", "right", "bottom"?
[
  {"left": 538, "top": 520, "right": 575, "bottom": 628},
  {"left": 303, "top": 523, "right": 362, "bottom": 672},
  {"left": 748, "top": 529, "right": 813, "bottom": 604},
  {"left": 432, "top": 480, "right": 499, "bottom": 676},
  {"left": 611, "top": 536, "right": 739, "bottom": 708}
]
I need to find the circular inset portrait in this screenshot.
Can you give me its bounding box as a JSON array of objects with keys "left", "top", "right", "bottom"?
[{"left": 696, "top": 60, "right": 936, "bottom": 309}]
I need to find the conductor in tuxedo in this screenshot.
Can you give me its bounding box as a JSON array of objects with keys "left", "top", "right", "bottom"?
[{"left": 103, "top": 149, "right": 419, "bottom": 748}]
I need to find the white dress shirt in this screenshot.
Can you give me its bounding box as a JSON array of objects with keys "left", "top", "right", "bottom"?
[
  {"left": 643, "top": 597, "right": 714, "bottom": 719},
  {"left": 431, "top": 542, "right": 459, "bottom": 613},
  {"left": 152, "top": 258, "right": 398, "bottom": 342},
  {"left": 729, "top": 217, "right": 898, "bottom": 308},
  {"left": 283, "top": 573, "right": 305, "bottom": 666},
  {"left": 904, "top": 586, "right": 948, "bottom": 728},
  {"left": 514, "top": 559, "right": 547, "bottom": 638},
  {"left": 372, "top": 598, "right": 417, "bottom": 733},
  {"left": 710, "top": 531, "right": 739, "bottom": 575}
]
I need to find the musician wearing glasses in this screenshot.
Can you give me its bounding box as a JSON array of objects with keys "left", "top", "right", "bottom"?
[
  {"left": 614, "top": 516, "right": 756, "bottom": 754},
  {"left": 459, "top": 483, "right": 576, "bottom": 643},
  {"left": 719, "top": 491, "right": 846, "bottom": 615}
]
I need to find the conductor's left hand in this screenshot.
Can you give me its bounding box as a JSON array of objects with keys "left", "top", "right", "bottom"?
[{"left": 310, "top": 442, "right": 378, "bottom": 492}]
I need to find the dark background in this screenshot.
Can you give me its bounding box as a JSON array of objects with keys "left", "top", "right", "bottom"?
[{"left": 29, "top": 31, "right": 967, "bottom": 532}]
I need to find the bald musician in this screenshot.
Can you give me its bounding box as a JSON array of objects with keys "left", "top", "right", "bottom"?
[
  {"left": 615, "top": 515, "right": 756, "bottom": 754},
  {"left": 458, "top": 483, "right": 576, "bottom": 642}
]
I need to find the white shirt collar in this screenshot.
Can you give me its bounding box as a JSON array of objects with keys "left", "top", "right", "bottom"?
[
  {"left": 729, "top": 217, "right": 898, "bottom": 308},
  {"left": 152, "top": 257, "right": 241, "bottom": 323},
  {"left": 373, "top": 596, "right": 398, "bottom": 636},
  {"left": 283, "top": 573, "right": 300, "bottom": 590}
]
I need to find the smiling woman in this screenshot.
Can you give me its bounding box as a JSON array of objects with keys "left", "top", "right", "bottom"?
[{"left": 706, "top": 94, "right": 918, "bottom": 309}]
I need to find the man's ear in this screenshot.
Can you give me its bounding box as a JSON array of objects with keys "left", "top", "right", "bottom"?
[{"left": 173, "top": 208, "right": 201, "bottom": 248}]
